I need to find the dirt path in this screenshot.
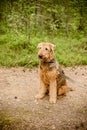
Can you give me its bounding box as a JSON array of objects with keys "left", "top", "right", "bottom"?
[{"left": 0, "top": 66, "right": 87, "bottom": 130}]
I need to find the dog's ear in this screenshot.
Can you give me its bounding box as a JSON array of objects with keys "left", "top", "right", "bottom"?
[
  {"left": 37, "top": 43, "right": 42, "bottom": 49},
  {"left": 50, "top": 43, "right": 56, "bottom": 51}
]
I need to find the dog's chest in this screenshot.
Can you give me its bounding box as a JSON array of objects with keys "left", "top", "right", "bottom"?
[
  {"left": 40, "top": 67, "right": 50, "bottom": 84},
  {"left": 40, "top": 64, "right": 57, "bottom": 84}
]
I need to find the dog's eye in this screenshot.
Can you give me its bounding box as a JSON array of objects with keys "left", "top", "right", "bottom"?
[{"left": 45, "top": 47, "right": 48, "bottom": 50}]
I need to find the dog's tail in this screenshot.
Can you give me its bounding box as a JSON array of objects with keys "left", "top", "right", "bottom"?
[
  {"left": 65, "top": 74, "right": 83, "bottom": 88},
  {"left": 59, "top": 69, "right": 84, "bottom": 88}
]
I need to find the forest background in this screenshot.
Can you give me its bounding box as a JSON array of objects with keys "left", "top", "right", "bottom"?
[{"left": 0, "top": 0, "right": 87, "bottom": 67}]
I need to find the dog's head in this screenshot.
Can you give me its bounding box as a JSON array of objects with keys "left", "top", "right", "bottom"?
[{"left": 37, "top": 42, "right": 55, "bottom": 62}]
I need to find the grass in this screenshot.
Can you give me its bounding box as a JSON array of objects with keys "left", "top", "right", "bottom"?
[
  {"left": 0, "top": 111, "right": 32, "bottom": 130},
  {"left": 0, "top": 111, "right": 19, "bottom": 130},
  {"left": 0, "top": 32, "right": 87, "bottom": 67},
  {"left": 54, "top": 37, "right": 87, "bottom": 66}
]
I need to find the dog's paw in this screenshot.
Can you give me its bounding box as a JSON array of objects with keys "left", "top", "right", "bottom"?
[
  {"left": 49, "top": 98, "right": 57, "bottom": 104},
  {"left": 35, "top": 94, "right": 44, "bottom": 99}
]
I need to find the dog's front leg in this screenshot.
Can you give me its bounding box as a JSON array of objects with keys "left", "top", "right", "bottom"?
[
  {"left": 49, "top": 80, "right": 57, "bottom": 103},
  {"left": 35, "top": 79, "right": 47, "bottom": 99}
]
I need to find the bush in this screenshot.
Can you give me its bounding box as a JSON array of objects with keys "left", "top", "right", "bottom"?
[{"left": 0, "top": 31, "right": 87, "bottom": 67}]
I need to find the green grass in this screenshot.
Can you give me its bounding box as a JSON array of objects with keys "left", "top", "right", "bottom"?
[
  {"left": 0, "top": 33, "right": 87, "bottom": 67},
  {"left": 0, "top": 111, "right": 19, "bottom": 130},
  {"left": 54, "top": 37, "right": 87, "bottom": 66}
]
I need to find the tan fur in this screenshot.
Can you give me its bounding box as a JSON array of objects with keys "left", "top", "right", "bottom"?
[{"left": 36, "top": 42, "right": 71, "bottom": 103}]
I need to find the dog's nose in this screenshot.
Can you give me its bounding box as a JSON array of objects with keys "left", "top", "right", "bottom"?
[{"left": 38, "top": 55, "right": 43, "bottom": 59}]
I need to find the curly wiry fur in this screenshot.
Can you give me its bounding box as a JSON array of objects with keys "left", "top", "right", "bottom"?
[{"left": 35, "top": 42, "right": 71, "bottom": 103}]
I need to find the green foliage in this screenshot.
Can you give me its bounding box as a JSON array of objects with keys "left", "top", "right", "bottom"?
[
  {"left": 54, "top": 37, "right": 87, "bottom": 66},
  {"left": 0, "top": 32, "right": 87, "bottom": 67},
  {"left": 0, "top": 0, "right": 87, "bottom": 67},
  {"left": 0, "top": 112, "right": 17, "bottom": 130}
]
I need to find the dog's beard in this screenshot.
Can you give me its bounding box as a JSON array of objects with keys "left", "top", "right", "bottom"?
[
  {"left": 39, "top": 56, "right": 49, "bottom": 63},
  {"left": 39, "top": 57, "right": 47, "bottom": 62},
  {"left": 38, "top": 53, "right": 51, "bottom": 63}
]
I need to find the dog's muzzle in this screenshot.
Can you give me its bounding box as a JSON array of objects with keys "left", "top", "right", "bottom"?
[{"left": 38, "top": 55, "right": 43, "bottom": 59}]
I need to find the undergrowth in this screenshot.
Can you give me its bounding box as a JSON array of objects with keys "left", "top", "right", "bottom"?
[
  {"left": 0, "top": 32, "right": 87, "bottom": 67},
  {"left": 0, "top": 111, "right": 19, "bottom": 130}
]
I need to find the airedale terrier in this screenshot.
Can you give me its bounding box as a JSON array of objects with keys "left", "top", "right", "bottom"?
[{"left": 36, "top": 42, "right": 70, "bottom": 103}]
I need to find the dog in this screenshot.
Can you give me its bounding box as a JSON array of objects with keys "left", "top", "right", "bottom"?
[{"left": 35, "top": 42, "right": 71, "bottom": 103}]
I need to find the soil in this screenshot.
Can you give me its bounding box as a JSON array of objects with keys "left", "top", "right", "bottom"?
[{"left": 0, "top": 66, "right": 87, "bottom": 130}]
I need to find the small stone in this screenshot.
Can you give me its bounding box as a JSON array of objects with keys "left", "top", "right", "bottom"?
[
  {"left": 35, "top": 99, "right": 39, "bottom": 105},
  {"left": 75, "top": 72, "right": 78, "bottom": 75},
  {"left": 45, "top": 105, "right": 50, "bottom": 109},
  {"left": 75, "top": 125, "right": 79, "bottom": 129},
  {"left": 14, "top": 96, "right": 18, "bottom": 99},
  {"left": 51, "top": 125, "right": 56, "bottom": 129},
  {"left": 80, "top": 122, "right": 84, "bottom": 127}
]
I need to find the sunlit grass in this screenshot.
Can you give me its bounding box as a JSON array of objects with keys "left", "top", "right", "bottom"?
[{"left": 0, "top": 33, "right": 87, "bottom": 67}]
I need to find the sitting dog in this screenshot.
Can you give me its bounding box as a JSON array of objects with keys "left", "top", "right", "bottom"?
[{"left": 36, "top": 42, "right": 71, "bottom": 103}]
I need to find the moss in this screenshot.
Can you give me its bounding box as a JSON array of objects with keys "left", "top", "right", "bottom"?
[{"left": 0, "top": 112, "right": 19, "bottom": 130}]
